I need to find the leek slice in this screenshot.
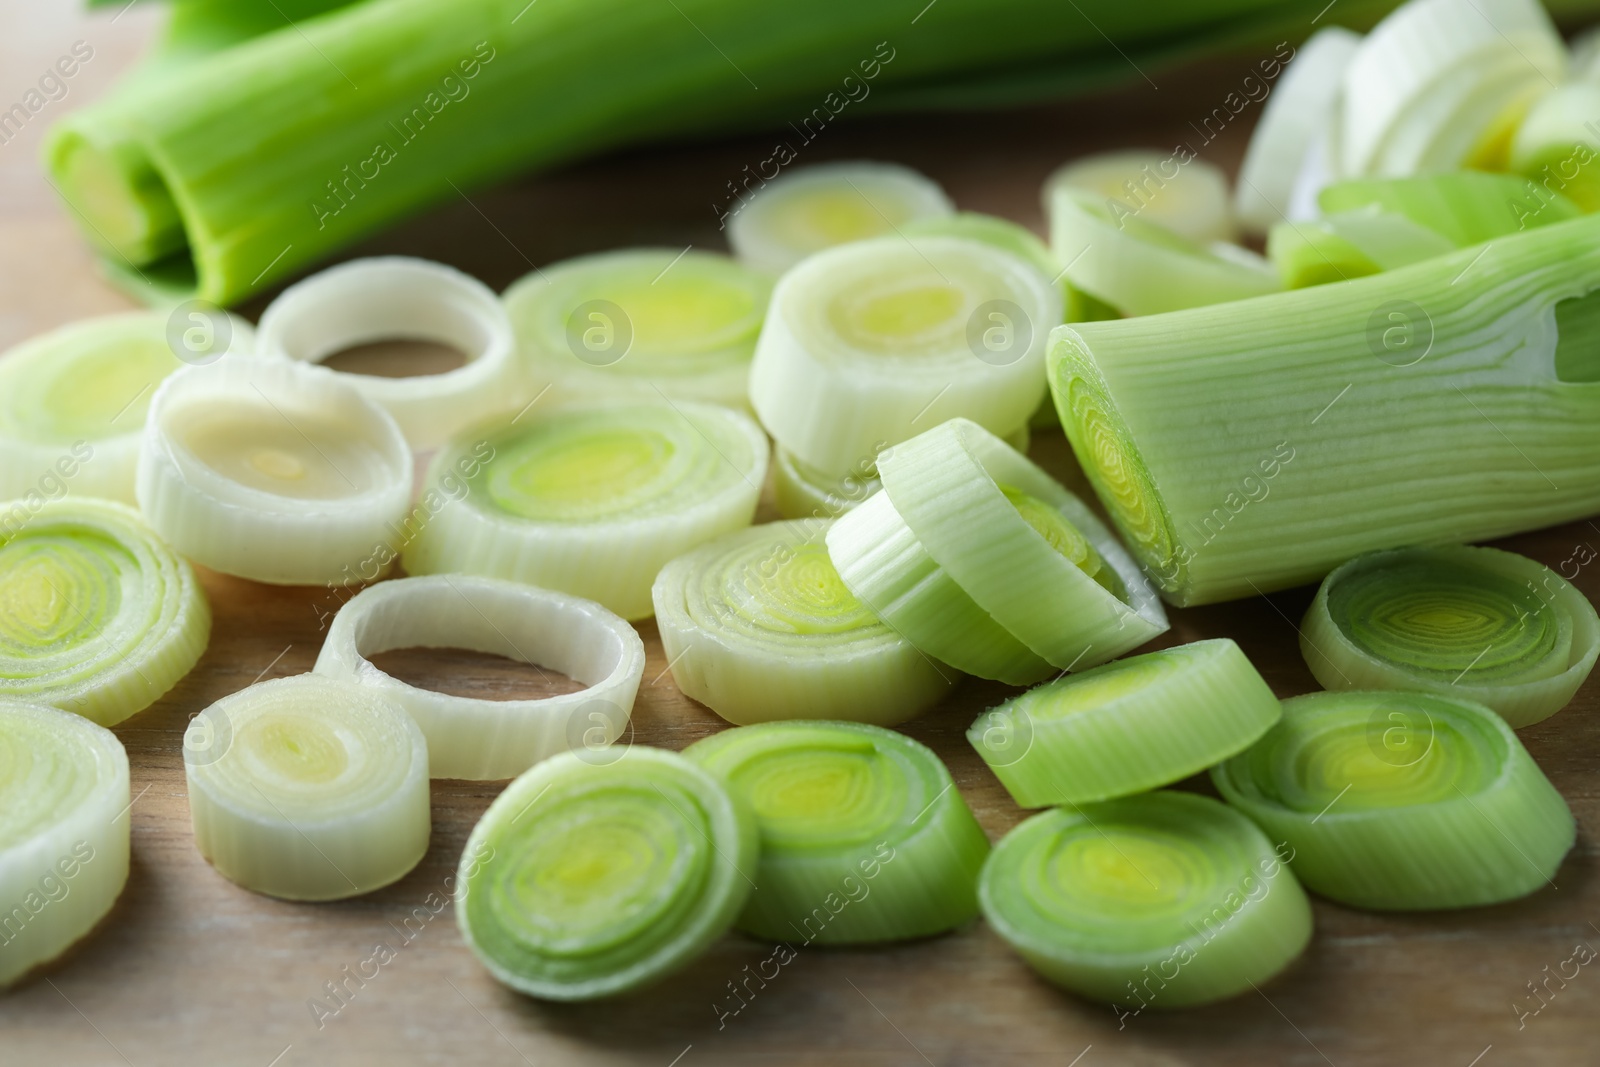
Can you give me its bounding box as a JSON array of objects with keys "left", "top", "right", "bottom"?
[
  {"left": 0, "top": 702, "right": 129, "bottom": 988},
  {"left": 1510, "top": 83, "right": 1600, "bottom": 212},
  {"left": 1267, "top": 210, "right": 1455, "bottom": 288},
  {"left": 403, "top": 401, "right": 766, "bottom": 621},
  {"left": 1213, "top": 691, "right": 1573, "bottom": 909},
  {"left": 749, "top": 234, "right": 1057, "bottom": 478},
  {"left": 502, "top": 249, "right": 773, "bottom": 413},
  {"left": 256, "top": 257, "right": 522, "bottom": 449},
  {"left": 1045, "top": 151, "right": 1235, "bottom": 244},
  {"left": 685, "top": 720, "right": 988, "bottom": 943},
  {"left": 456, "top": 746, "right": 757, "bottom": 1001},
  {"left": 1302, "top": 545, "right": 1600, "bottom": 728},
  {"left": 137, "top": 354, "right": 413, "bottom": 586},
  {"left": 652, "top": 521, "right": 956, "bottom": 726},
  {"left": 969, "top": 639, "right": 1280, "bottom": 807},
  {"left": 183, "top": 674, "right": 430, "bottom": 901},
  {"left": 979, "top": 791, "right": 1312, "bottom": 1007},
  {"left": 1318, "top": 172, "right": 1582, "bottom": 245},
  {"left": 0, "top": 500, "right": 209, "bottom": 727},
  {"left": 727, "top": 161, "right": 954, "bottom": 276},
  {"left": 313, "top": 575, "right": 646, "bottom": 780}
]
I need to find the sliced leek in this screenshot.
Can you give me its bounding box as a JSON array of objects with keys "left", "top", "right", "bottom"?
[
  {"left": 1213, "top": 691, "right": 1573, "bottom": 910},
  {"left": 1318, "top": 172, "right": 1581, "bottom": 246},
  {"left": 1267, "top": 210, "right": 1454, "bottom": 288},
  {"left": 0, "top": 701, "right": 129, "bottom": 988},
  {"left": 314, "top": 575, "right": 646, "bottom": 780},
  {"left": 137, "top": 355, "right": 412, "bottom": 586},
  {"left": 403, "top": 401, "right": 766, "bottom": 620},
  {"left": 979, "top": 791, "right": 1312, "bottom": 1007},
  {"left": 1510, "top": 83, "right": 1600, "bottom": 213},
  {"left": 1046, "top": 151, "right": 1235, "bottom": 244},
  {"left": 456, "top": 746, "right": 757, "bottom": 1000},
  {"left": 653, "top": 521, "right": 956, "bottom": 726},
  {"left": 686, "top": 720, "right": 988, "bottom": 943},
  {"left": 184, "top": 674, "right": 430, "bottom": 901}
]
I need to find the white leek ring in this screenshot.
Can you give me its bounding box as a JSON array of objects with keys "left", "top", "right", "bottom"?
[{"left": 1045, "top": 150, "right": 1236, "bottom": 244}]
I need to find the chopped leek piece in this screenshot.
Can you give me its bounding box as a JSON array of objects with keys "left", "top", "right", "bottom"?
[
  {"left": 1045, "top": 150, "right": 1236, "bottom": 244},
  {"left": 979, "top": 791, "right": 1312, "bottom": 1007},
  {"left": 1510, "top": 83, "right": 1600, "bottom": 213},
  {"left": 1213, "top": 691, "right": 1573, "bottom": 910},
  {"left": 403, "top": 401, "right": 766, "bottom": 620},
  {"left": 1268, "top": 210, "right": 1454, "bottom": 288},
  {"left": 1318, "top": 172, "right": 1582, "bottom": 246},
  {"left": 184, "top": 674, "right": 430, "bottom": 901},
  {"left": 653, "top": 521, "right": 957, "bottom": 726},
  {"left": 0, "top": 701, "right": 129, "bottom": 988},
  {"left": 686, "top": 720, "right": 988, "bottom": 943},
  {"left": 313, "top": 575, "right": 646, "bottom": 780},
  {"left": 457, "top": 746, "right": 757, "bottom": 1001}
]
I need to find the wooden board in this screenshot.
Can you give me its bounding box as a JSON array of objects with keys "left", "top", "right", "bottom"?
[{"left": 3, "top": 6, "right": 1599, "bottom": 1066}]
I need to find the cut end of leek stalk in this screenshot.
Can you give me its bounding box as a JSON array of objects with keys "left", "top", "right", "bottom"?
[
  {"left": 687, "top": 720, "right": 988, "bottom": 944},
  {"left": 979, "top": 791, "right": 1312, "bottom": 1007},
  {"left": 1045, "top": 150, "right": 1236, "bottom": 244},
  {"left": 184, "top": 674, "right": 430, "bottom": 901},
  {"left": 1214, "top": 690, "right": 1574, "bottom": 910},
  {"left": 456, "top": 746, "right": 757, "bottom": 1001}
]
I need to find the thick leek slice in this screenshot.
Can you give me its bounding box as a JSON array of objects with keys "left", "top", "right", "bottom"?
[
  {"left": 456, "top": 746, "right": 757, "bottom": 1001},
  {"left": 1213, "top": 691, "right": 1573, "bottom": 909},
  {"left": 1510, "top": 83, "right": 1600, "bottom": 212},
  {"left": 502, "top": 249, "right": 773, "bottom": 413},
  {"left": 1045, "top": 151, "right": 1235, "bottom": 244},
  {"left": 749, "top": 235, "right": 1056, "bottom": 478},
  {"left": 137, "top": 355, "right": 412, "bottom": 586},
  {"left": 0, "top": 702, "right": 129, "bottom": 988},
  {"left": 313, "top": 575, "right": 646, "bottom": 780},
  {"left": 1302, "top": 545, "right": 1600, "bottom": 728},
  {"left": 403, "top": 401, "right": 766, "bottom": 620},
  {"left": 979, "top": 791, "right": 1312, "bottom": 1007},
  {"left": 727, "top": 161, "right": 954, "bottom": 276},
  {"left": 1318, "top": 172, "right": 1582, "bottom": 246},
  {"left": 0, "top": 500, "right": 209, "bottom": 727},
  {"left": 653, "top": 521, "right": 956, "bottom": 726},
  {"left": 256, "top": 257, "right": 522, "bottom": 449},
  {"left": 969, "top": 639, "right": 1280, "bottom": 807},
  {"left": 184, "top": 674, "right": 430, "bottom": 901},
  {"left": 685, "top": 720, "right": 988, "bottom": 943}
]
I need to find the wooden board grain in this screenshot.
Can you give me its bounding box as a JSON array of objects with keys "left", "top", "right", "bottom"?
[{"left": 3, "top": 5, "right": 1600, "bottom": 1066}]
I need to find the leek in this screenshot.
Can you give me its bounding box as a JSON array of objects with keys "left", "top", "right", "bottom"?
[
  {"left": 1510, "top": 83, "right": 1600, "bottom": 212},
  {"left": 1045, "top": 150, "right": 1236, "bottom": 244}
]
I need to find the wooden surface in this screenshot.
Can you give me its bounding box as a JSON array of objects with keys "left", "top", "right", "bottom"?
[{"left": 4, "top": 5, "right": 1600, "bottom": 1066}]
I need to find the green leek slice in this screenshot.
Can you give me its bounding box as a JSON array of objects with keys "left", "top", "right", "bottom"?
[
  {"left": 1213, "top": 691, "right": 1573, "bottom": 910},
  {"left": 1045, "top": 150, "right": 1236, "bottom": 244},
  {"left": 1267, "top": 210, "right": 1455, "bottom": 288},
  {"left": 979, "top": 791, "right": 1312, "bottom": 1007},
  {"left": 1510, "top": 83, "right": 1600, "bottom": 213},
  {"left": 1319, "top": 172, "right": 1583, "bottom": 246},
  {"left": 456, "top": 746, "right": 757, "bottom": 1001},
  {"left": 686, "top": 720, "right": 988, "bottom": 943}
]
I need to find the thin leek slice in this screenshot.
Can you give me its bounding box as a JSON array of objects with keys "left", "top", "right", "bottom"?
[
  {"left": 137, "top": 355, "right": 412, "bottom": 586},
  {"left": 1213, "top": 691, "right": 1573, "bottom": 909},
  {"left": 1302, "top": 545, "right": 1600, "bottom": 728},
  {"left": 0, "top": 701, "right": 129, "bottom": 988},
  {"left": 1510, "top": 83, "right": 1600, "bottom": 212},
  {"left": 727, "top": 161, "right": 954, "bottom": 276},
  {"left": 685, "top": 720, "right": 988, "bottom": 943},
  {"left": 456, "top": 746, "right": 757, "bottom": 1001},
  {"left": 1267, "top": 210, "right": 1455, "bottom": 288},
  {"left": 1045, "top": 150, "right": 1236, "bottom": 244},
  {"left": 749, "top": 235, "right": 1057, "bottom": 477},
  {"left": 256, "top": 257, "right": 522, "bottom": 449},
  {"left": 969, "top": 639, "right": 1280, "bottom": 807},
  {"left": 979, "top": 791, "right": 1312, "bottom": 1007},
  {"left": 0, "top": 499, "right": 209, "bottom": 727},
  {"left": 184, "top": 674, "right": 430, "bottom": 901},
  {"left": 502, "top": 249, "right": 773, "bottom": 413},
  {"left": 403, "top": 401, "right": 767, "bottom": 620},
  {"left": 652, "top": 521, "right": 957, "bottom": 726},
  {"left": 1318, "top": 172, "right": 1582, "bottom": 246},
  {"left": 313, "top": 575, "right": 646, "bottom": 780}
]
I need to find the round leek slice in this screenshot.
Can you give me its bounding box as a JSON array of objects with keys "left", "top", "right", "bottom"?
[
  {"left": 456, "top": 746, "right": 757, "bottom": 1001},
  {"left": 1301, "top": 545, "right": 1600, "bottom": 728},
  {"left": 968, "top": 639, "right": 1281, "bottom": 807},
  {"left": 403, "top": 401, "right": 767, "bottom": 621},
  {"left": 652, "top": 521, "right": 957, "bottom": 727},
  {"left": 1045, "top": 150, "right": 1236, "bottom": 244},
  {"left": 314, "top": 575, "right": 646, "bottom": 780},
  {"left": 1510, "top": 83, "right": 1600, "bottom": 213},
  {"left": 727, "top": 161, "right": 955, "bottom": 276},
  {"left": 685, "top": 720, "right": 988, "bottom": 944},
  {"left": 1213, "top": 691, "right": 1574, "bottom": 910},
  {"left": 749, "top": 235, "right": 1057, "bottom": 477},
  {"left": 256, "top": 256, "right": 523, "bottom": 449},
  {"left": 0, "top": 311, "right": 254, "bottom": 505},
  {"left": 137, "top": 355, "right": 413, "bottom": 586},
  {"left": 0, "top": 701, "right": 130, "bottom": 988},
  {"left": 502, "top": 248, "right": 773, "bottom": 412},
  {"left": 979, "top": 791, "right": 1312, "bottom": 1007},
  {"left": 0, "top": 499, "right": 209, "bottom": 727},
  {"left": 183, "top": 674, "right": 430, "bottom": 901}
]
